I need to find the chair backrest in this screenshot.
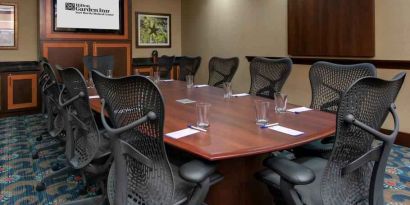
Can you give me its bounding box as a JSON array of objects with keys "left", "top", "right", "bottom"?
[
  {"left": 92, "top": 71, "right": 174, "bottom": 205},
  {"left": 83, "top": 55, "right": 115, "bottom": 76},
  {"left": 158, "top": 55, "right": 175, "bottom": 79},
  {"left": 321, "top": 73, "right": 406, "bottom": 205},
  {"left": 309, "top": 61, "right": 377, "bottom": 113},
  {"left": 42, "top": 62, "right": 61, "bottom": 100},
  {"left": 208, "top": 57, "right": 239, "bottom": 88},
  {"left": 178, "top": 56, "right": 201, "bottom": 81},
  {"left": 249, "top": 57, "right": 292, "bottom": 99},
  {"left": 57, "top": 67, "right": 100, "bottom": 168}
]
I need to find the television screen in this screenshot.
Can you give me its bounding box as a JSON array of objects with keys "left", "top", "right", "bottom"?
[{"left": 54, "top": 0, "right": 123, "bottom": 34}]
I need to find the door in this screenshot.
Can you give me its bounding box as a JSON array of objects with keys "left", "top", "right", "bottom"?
[{"left": 7, "top": 73, "right": 38, "bottom": 110}]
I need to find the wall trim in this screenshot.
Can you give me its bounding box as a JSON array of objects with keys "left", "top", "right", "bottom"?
[
  {"left": 0, "top": 61, "right": 39, "bottom": 72},
  {"left": 245, "top": 56, "right": 410, "bottom": 69}
]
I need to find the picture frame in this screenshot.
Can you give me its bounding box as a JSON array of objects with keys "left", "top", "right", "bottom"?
[
  {"left": 0, "top": 3, "right": 17, "bottom": 49},
  {"left": 136, "top": 12, "right": 171, "bottom": 48}
]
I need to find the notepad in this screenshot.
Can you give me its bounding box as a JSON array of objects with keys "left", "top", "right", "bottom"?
[
  {"left": 176, "top": 99, "right": 196, "bottom": 104},
  {"left": 232, "top": 93, "right": 250, "bottom": 97},
  {"left": 160, "top": 79, "right": 174, "bottom": 82},
  {"left": 89, "top": 95, "right": 100, "bottom": 99},
  {"left": 193, "top": 85, "right": 208, "bottom": 88},
  {"left": 269, "top": 125, "right": 304, "bottom": 136},
  {"left": 287, "top": 107, "right": 312, "bottom": 113},
  {"left": 166, "top": 128, "right": 200, "bottom": 139}
]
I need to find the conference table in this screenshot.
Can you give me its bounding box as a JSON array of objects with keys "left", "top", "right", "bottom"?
[{"left": 88, "top": 80, "right": 336, "bottom": 205}]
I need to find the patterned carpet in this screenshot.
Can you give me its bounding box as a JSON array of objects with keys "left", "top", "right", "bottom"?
[{"left": 0, "top": 114, "right": 409, "bottom": 204}]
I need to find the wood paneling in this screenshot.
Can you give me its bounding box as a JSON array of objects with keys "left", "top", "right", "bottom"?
[
  {"left": 7, "top": 73, "right": 37, "bottom": 110},
  {"left": 42, "top": 42, "right": 88, "bottom": 75},
  {"left": 93, "top": 43, "right": 131, "bottom": 77},
  {"left": 288, "top": 0, "right": 375, "bottom": 57}
]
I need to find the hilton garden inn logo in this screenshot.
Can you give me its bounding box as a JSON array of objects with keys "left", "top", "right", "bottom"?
[{"left": 65, "top": 2, "right": 113, "bottom": 16}]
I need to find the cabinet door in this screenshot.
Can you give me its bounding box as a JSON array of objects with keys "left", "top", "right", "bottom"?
[{"left": 7, "top": 73, "right": 38, "bottom": 110}]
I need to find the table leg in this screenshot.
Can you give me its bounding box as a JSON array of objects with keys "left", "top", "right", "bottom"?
[{"left": 205, "top": 154, "right": 273, "bottom": 205}]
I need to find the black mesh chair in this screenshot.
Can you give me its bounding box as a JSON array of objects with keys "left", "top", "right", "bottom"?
[
  {"left": 178, "top": 56, "right": 201, "bottom": 81},
  {"left": 249, "top": 57, "right": 292, "bottom": 99},
  {"left": 256, "top": 73, "right": 406, "bottom": 205},
  {"left": 32, "top": 62, "right": 66, "bottom": 159},
  {"left": 296, "top": 62, "right": 377, "bottom": 158},
  {"left": 36, "top": 67, "right": 112, "bottom": 201},
  {"left": 157, "top": 55, "right": 176, "bottom": 79},
  {"left": 83, "top": 55, "right": 115, "bottom": 76},
  {"left": 92, "top": 71, "right": 223, "bottom": 205},
  {"left": 208, "top": 57, "right": 239, "bottom": 88}
]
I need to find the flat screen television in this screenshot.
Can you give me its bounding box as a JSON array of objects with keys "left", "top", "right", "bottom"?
[{"left": 53, "top": 0, "right": 124, "bottom": 34}]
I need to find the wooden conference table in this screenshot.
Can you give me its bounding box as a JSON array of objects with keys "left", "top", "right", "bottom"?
[{"left": 88, "top": 80, "right": 336, "bottom": 205}]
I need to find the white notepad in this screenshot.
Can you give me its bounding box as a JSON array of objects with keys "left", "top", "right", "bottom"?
[
  {"left": 193, "top": 85, "right": 208, "bottom": 88},
  {"left": 89, "top": 95, "right": 100, "bottom": 99},
  {"left": 287, "top": 107, "right": 312, "bottom": 113},
  {"left": 166, "top": 128, "right": 200, "bottom": 139},
  {"left": 232, "top": 93, "right": 250, "bottom": 97},
  {"left": 269, "top": 125, "right": 304, "bottom": 136},
  {"left": 160, "top": 79, "right": 174, "bottom": 82},
  {"left": 176, "top": 99, "right": 196, "bottom": 104}
]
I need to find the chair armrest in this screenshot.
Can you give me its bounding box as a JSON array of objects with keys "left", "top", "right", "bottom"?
[
  {"left": 263, "top": 157, "right": 315, "bottom": 185},
  {"left": 179, "top": 160, "right": 216, "bottom": 184}
]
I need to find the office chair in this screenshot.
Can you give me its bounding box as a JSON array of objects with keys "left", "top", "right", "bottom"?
[
  {"left": 158, "top": 55, "right": 176, "bottom": 79},
  {"left": 32, "top": 62, "right": 66, "bottom": 159},
  {"left": 178, "top": 56, "right": 202, "bottom": 81},
  {"left": 92, "top": 71, "right": 223, "bottom": 205},
  {"left": 256, "top": 73, "right": 406, "bottom": 205},
  {"left": 295, "top": 61, "right": 377, "bottom": 158},
  {"left": 36, "top": 67, "right": 112, "bottom": 203},
  {"left": 208, "top": 57, "right": 239, "bottom": 88},
  {"left": 83, "top": 55, "right": 115, "bottom": 76},
  {"left": 249, "top": 57, "right": 292, "bottom": 99}
]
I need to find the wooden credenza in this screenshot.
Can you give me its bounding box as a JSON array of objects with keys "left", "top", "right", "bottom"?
[{"left": 0, "top": 62, "right": 40, "bottom": 117}]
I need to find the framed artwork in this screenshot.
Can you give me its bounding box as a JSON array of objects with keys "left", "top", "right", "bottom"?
[
  {"left": 136, "top": 12, "right": 171, "bottom": 48},
  {"left": 0, "top": 3, "right": 17, "bottom": 49}
]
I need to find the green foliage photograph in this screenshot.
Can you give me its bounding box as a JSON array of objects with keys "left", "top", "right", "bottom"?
[{"left": 136, "top": 12, "right": 171, "bottom": 47}]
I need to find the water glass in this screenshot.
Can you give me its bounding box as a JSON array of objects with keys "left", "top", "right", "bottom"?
[
  {"left": 223, "top": 82, "right": 233, "bottom": 99},
  {"left": 87, "top": 71, "right": 94, "bottom": 88},
  {"left": 106, "top": 69, "right": 113, "bottom": 78},
  {"left": 255, "top": 100, "right": 269, "bottom": 125},
  {"left": 274, "top": 93, "right": 288, "bottom": 113},
  {"left": 196, "top": 102, "right": 211, "bottom": 128},
  {"left": 153, "top": 71, "right": 160, "bottom": 83},
  {"left": 186, "top": 75, "right": 194, "bottom": 88},
  {"left": 133, "top": 69, "right": 140, "bottom": 75}
]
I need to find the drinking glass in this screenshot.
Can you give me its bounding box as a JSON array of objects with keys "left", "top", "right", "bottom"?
[
  {"left": 153, "top": 71, "right": 160, "bottom": 83},
  {"left": 87, "top": 71, "right": 94, "bottom": 88},
  {"left": 133, "top": 69, "right": 140, "bottom": 75},
  {"left": 274, "top": 93, "right": 288, "bottom": 113},
  {"left": 196, "top": 102, "right": 211, "bottom": 128},
  {"left": 186, "top": 75, "right": 194, "bottom": 88},
  {"left": 106, "top": 69, "right": 113, "bottom": 78},
  {"left": 255, "top": 100, "right": 269, "bottom": 125},
  {"left": 223, "top": 82, "right": 233, "bottom": 99}
]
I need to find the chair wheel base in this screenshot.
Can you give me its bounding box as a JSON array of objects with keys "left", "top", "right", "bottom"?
[
  {"left": 36, "top": 182, "right": 46, "bottom": 192},
  {"left": 32, "top": 152, "right": 39, "bottom": 159},
  {"left": 51, "top": 163, "right": 63, "bottom": 171}
]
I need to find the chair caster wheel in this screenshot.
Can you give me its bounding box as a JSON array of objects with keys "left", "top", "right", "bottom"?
[
  {"left": 51, "top": 163, "right": 62, "bottom": 171},
  {"left": 32, "top": 152, "right": 39, "bottom": 159},
  {"left": 36, "top": 182, "right": 46, "bottom": 191},
  {"left": 36, "top": 136, "right": 43, "bottom": 141}
]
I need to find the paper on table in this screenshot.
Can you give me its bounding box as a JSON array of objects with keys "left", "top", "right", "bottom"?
[
  {"left": 269, "top": 125, "right": 304, "bottom": 136},
  {"left": 89, "top": 95, "right": 100, "bottom": 99},
  {"left": 166, "top": 128, "right": 200, "bottom": 139},
  {"left": 287, "top": 107, "right": 312, "bottom": 113},
  {"left": 193, "top": 84, "right": 208, "bottom": 88},
  {"left": 160, "top": 79, "right": 174, "bottom": 82},
  {"left": 232, "top": 93, "right": 250, "bottom": 97},
  {"left": 176, "top": 98, "right": 196, "bottom": 104}
]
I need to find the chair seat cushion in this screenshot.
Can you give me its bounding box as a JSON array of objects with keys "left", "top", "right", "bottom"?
[
  {"left": 257, "top": 157, "right": 328, "bottom": 205},
  {"left": 171, "top": 164, "right": 196, "bottom": 205}
]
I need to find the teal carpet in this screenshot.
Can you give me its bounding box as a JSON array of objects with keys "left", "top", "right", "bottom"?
[{"left": 0, "top": 114, "right": 409, "bottom": 204}]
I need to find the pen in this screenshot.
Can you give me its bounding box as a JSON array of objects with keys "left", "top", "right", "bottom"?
[
  {"left": 260, "top": 123, "right": 279, "bottom": 128},
  {"left": 188, "top": 125, "right": 207, "bottom": 132}
]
